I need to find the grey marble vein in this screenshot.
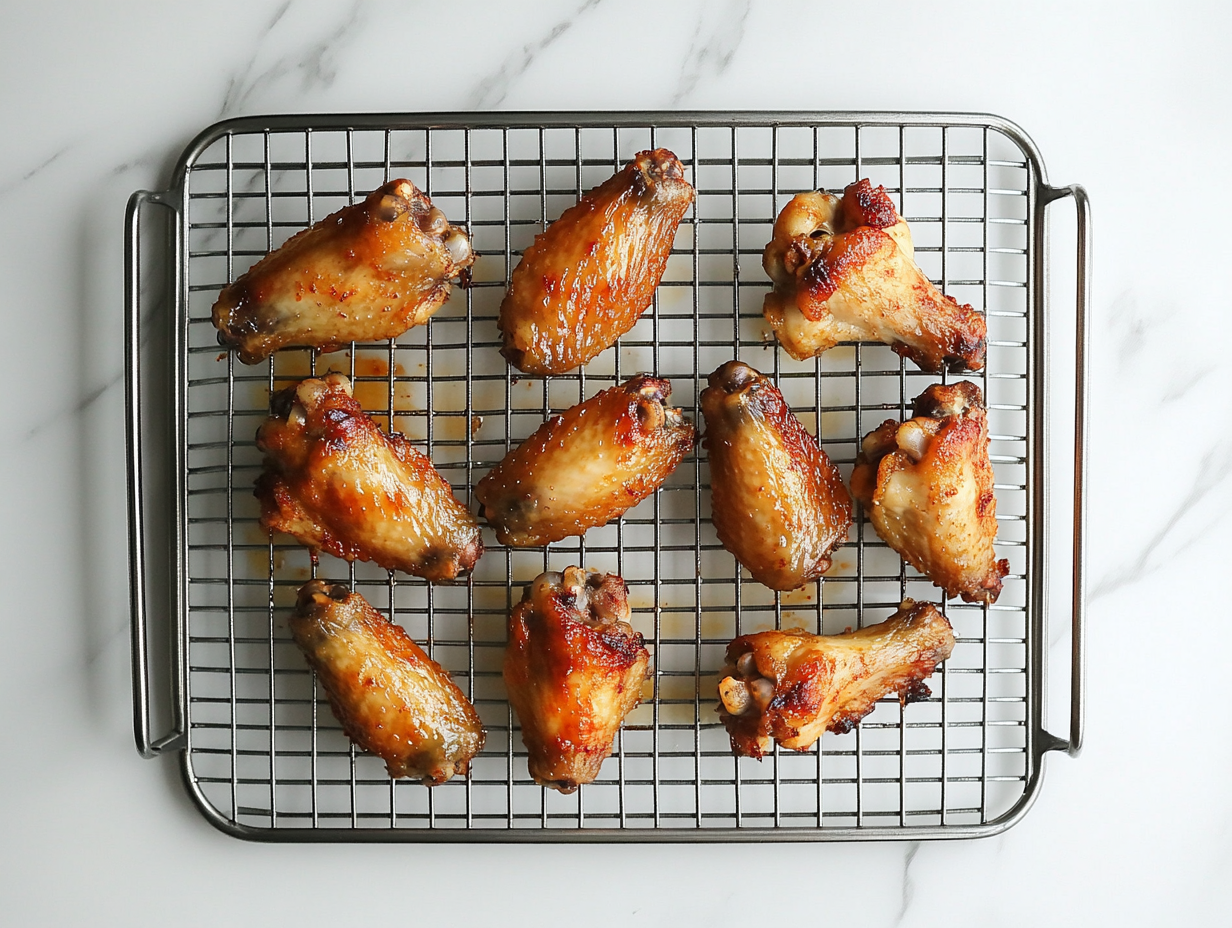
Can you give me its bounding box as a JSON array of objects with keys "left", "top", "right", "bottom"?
[
  {"left": 1161, "top": 365, "right": 1215, "bottom": 404},
  {"left": 0, "top": 144, "right": 72, "bottom": 199},
  {"left": 466, "top": 0, "right": 605, "bottom": 109},
  {"left": 1090, "top": 439, "right": 1232, "bottom": 600},
  {"left": 21, "top": 370, "right": 123, "bottom": 445},
  {"left": 1109, "top": 292, "right": 1152, "bottom": 373},
  {"left": 670, "top": 0, "right": 751, "bottom": 105},
  {"left": 897, "top": 841, "right": 920, "bottom": 923},
  {"left": 219, "top": 0, "right": 367, "bottom": 118}
]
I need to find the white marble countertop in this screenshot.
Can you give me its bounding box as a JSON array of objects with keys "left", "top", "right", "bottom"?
[{"left": 2, "top": 1, "right": 1229, "bottom": 923}]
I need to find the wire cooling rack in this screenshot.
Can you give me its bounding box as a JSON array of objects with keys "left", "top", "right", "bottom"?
[{"left": 125, "top": 112, "right": 1087, "bottom": 841}]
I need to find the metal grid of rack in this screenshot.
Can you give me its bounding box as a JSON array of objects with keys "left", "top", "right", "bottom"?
[{"left": 127, "top": 112, "right": 1084, "bottom": 841}]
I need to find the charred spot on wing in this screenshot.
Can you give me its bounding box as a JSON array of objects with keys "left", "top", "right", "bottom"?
[
  {"left": 295, "top": 578, "right": 350, "bottom": 614},
  {"left": 841, "top": 178, "right": 899, "bottom": 230},
  {"left": 269, "top": 385, "right": 298, "bottom": 419},
  {"left": 709, "top": 359, "right": 760, "bottom": 395},
  {"left": 802, "top": 247, "right": 841, "bottom": 303},
  {"left": 912, "top": 380, "right": 984, "bottom": 419},
  {"left": 498, "top": 341, "right": 525, "bottom": 370},
  {"left": 456, "top": 535, "right": 484, "bottom": 576},
  {"left": 899, "top": 678, "right": 934, "bottom": 706},
  {"left": 961, "top": 557, "right": 1009, "bottom": 604},
  {"left": 419, "top": 545, "right": 463, "bottom": 582},
  {"left": 891, "top": 340, "right": 934, "bottom": 371},
  {"left": 636, "top": 148, "right": 687, "bottom": 185},
  {"left": 374, "top": 192, "right": 411, "bottom": 223},
  {"left": 490, "top": 494, "right": 536, "bottom": 525},
  {"left": 828, "top": 714, "right": 859, "bottom": 736}
]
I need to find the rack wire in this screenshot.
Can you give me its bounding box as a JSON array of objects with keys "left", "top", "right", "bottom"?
[{"left": 170, "top": 113, "right": 1042, "bottom": 840}]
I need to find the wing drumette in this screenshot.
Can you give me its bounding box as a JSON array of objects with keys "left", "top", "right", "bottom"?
[
  {"left": 474, "top": 375, "right": 694, "bottom": 547},
  {"left": 212, "top": 179, "right": 474, "bottom": 364},
  {"left": 504, "top": 568, "right": 651, "bottom": 793},
  {"left": 498, "top": 149, "right": 695, "bottom": 374},
  {"left": 256, "top": 373, "right": 482, "bottom": 581},
  {"left": 850, "top": 381, "right": 1008, "bottom": 603},
  {"left": 718, "top": 600, "right": 955, "bottom": 758},
  {"left": 291, "top": 581, "right": 485, "bottom": 784},
  {"left": 701, "top": 361, "right": 852, "bottom": 590},
  {"left": 762, "top": 179, "right": 986, "bottom": 372}
]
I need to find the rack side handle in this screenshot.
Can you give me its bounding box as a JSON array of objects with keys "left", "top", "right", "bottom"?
[
  {"left": 1041, "top": 183, "right": 1090, "bottom": 758},
  {"left": 126, "top": 189, "right": 186, "bottom": 759}
]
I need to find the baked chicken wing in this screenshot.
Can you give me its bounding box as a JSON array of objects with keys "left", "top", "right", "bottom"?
[
  {"left": 700, "top": 361, "right": 852, "bottom": 590},
  {"left": 718, "top": 599, "right": 954, "bottom": 758},
  {"left": 474, "top": 375, "right": 694, "bottom": 547},
  {"left": 504, "top": 567, "right": 651, "bottom": 792},
  {"left": 256, "top": 373, "right": 482, "bottom": 581},
  {"left": 291, "top": 581, "right": 484, "bottom": 784},
  {"left": 212, "top": 179, "right": 474, "bottom": 364},
  {"left": 762, "top": 179, "right": 986, "bottom": 372},
  {"left": 850, "top": 381, "right": 1008, "bottom": 603},
  {"left": 498, "top": 149, "right": 695, "bottom": 375}
]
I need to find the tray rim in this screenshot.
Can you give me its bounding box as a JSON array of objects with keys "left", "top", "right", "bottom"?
[{"left": 147, "top": 109, "right": 1068, "bottom": 843}]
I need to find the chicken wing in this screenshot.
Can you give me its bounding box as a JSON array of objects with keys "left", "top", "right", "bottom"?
[
  {"left": 717, "top": 599, "right": 954, "bottom": 758},
  {"left": 255, "top": 373, "right": 482, "bottom": 581},
  {"left": 850, "top": 381, "right": 1008, "bottom": 603},
  {"left": 498, "top": 149, "right": 695, "bottom": 375},
  {"left": 504, "top": 567, "right": 651, "bottom": 793},
  {"left": 700, "top": 361, "right": 852, "bottom": 590},
  {"left": 291, "top": 580, "right": 485, "bottom": 784},
  {"left": 474, "top": 375, "right": 694, "bottom": 547},
  {"left": 212, "top": 179, "right": 474, "bottom": 364},
  {"left": 762, "top": 179, "right": 986, "bottom": 372}
]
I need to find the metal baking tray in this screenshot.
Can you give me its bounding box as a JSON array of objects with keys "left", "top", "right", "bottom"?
[{"left": 125, "top": 111, "right": 1088, "bottom": 842}]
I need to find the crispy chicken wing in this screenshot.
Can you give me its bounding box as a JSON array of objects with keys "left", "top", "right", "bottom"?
[
  {"left": 474, "top": 375, "right": 694, "bottom": 547},
  {"left": 504, "top": 567, "right": 650, "bottom": 793},
  {"left": 762, "top": 179, "right": 986, "bottom": 372},
  {"left": 498, "top": 149, "right": 695, "bottom": 375},
  {"left": 212, "top": 179, "right": 474, "bottom": 364},
  {"left": 718, "top": 599, "right": 954, "bottom": 758},
  {"left": 850, "top": 381, "right": 1008, "bottom": 603},
  {"left": 255, "top": 373, "right": 482, "bottom": 581},
  {"left": 701, "top": 361, "right": 852, "bottom": 590},
  {"left": 291, "top": 581, "right": 484, "bottom": 784}
]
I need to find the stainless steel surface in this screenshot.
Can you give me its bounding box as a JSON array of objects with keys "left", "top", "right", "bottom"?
[
  {"left": 126, "top": 188, "right": 187, "bottom": 759},
  {"left": 125, "top": 111, "right": 1087, "bottom": 841},
  {"left": 1047, "top": 183, "right": 1090, "bottom": 758}
]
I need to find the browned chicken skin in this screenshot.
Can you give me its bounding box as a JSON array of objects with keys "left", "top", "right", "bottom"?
[
  {"left": 474, "top": 375, "right": 694, "bottom": 547},
  {"left": 850, "top": 381, "right": 1008, "bottom": 604},
  {"left": 504, "top": 567, "right": 651, "bottom": 793},
  {"left": 701, "top": 361, "right": 852, "bottom": 590},
  {"left": 718, "top": 600, "right": 955, "bottom": 758},
  {"left": 762, "top": 179, "right": 986, "bottom": 372},
  {"left": 255, "top": 373, "right": 482, "bottom": 581},
  {"left": 498, "top": 149, "right": 695, "bottom": 375},
  {"left": 212, "top": 179, "right": 474, "bottom": 364},
  {"left": 291, "top": 581, "right": 485, "bottom": 784}
]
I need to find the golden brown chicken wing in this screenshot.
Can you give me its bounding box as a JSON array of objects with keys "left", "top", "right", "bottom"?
[
  {"left": 291, "top": 581, "right": 485, "bottom": 784},
  {"left": 474, "top": 375, "right": 694, "bottom": 547},
  {"left": 498, "top": 149, "right": 695, "bottom": 375},
  {"left": 212, "top": 179, "right": 474, "bottom": 364},
  {"left": 850, "top": 381, "right": 1008, "bottom": 603},
  {"left": 255, "top": 373, "right": 482, "bottom": 581},
  {"left": 700, "top": 361, "right": 852, "bottom": 590},
  {"left": 504, "top": 567, "right": 650, "bottom": 792},
  {"left": 762, "top": 179, "right": 986, "bottom": 372},
  {"left": 718, "top": 599, "right": 954, "bottom": 758}
]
